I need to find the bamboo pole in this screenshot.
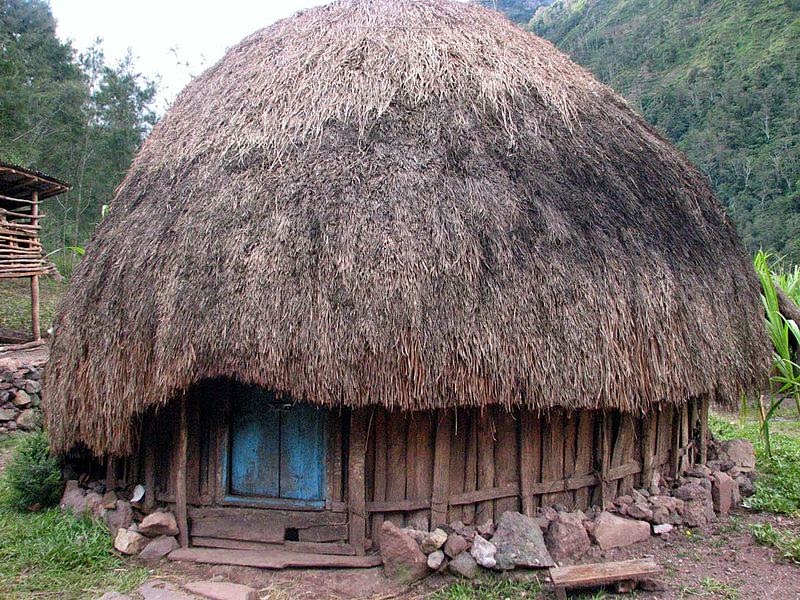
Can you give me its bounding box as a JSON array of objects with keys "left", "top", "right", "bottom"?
[{"left": 29, "top": 191, "right": 40, "bottom": 342}]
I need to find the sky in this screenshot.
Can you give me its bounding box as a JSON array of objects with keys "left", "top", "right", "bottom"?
[{"left": 49, "top": 0, "right": 329, "bottom": 112}]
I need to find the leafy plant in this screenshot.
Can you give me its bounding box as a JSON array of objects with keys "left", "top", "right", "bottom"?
[
  {"left": 0, "top": 432, "right": 62, "bottom": 512},
  {"left": 752, "top": 251, "right": 800, "bottom": 455},
  {"left": 751, "top": 523, "right": 800, "bottom": 563}
]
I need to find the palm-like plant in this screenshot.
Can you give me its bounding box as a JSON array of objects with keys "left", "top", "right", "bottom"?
[{"left": 753, "top": 251, "right": 800, "bottom": 456}]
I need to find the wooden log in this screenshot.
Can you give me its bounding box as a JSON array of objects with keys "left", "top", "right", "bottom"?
[
  {"left": 573, "top": 411, "right": 594, "bottom": 510},
  {"left": 519, "top": 410, "right": 541, "bottom": 517},
  {"left": 430, "top": 409, "right": 453, "bottom": 528},
  {"left": 297, "top": 524, "right": 348, "bottom": 543},
  {"left": 641, "top": 409, "right": 659, "bottom": 488},
  {"left": 494, "top": 409, "right": 520, "bottom": 515},
  {"left": 409, "top": 412, "right": 434, "bottom": 530},
  {"left": 175, "top": 395, "right": 190, "bottom": 548},
  {"left": 562, "top": 412, "right": 578, "bottom": 509},
  {"left": 168, "top": 546, "right": 382, "bottom": 569},
  {"left": 609, "top": 414, "right": 636, "bottom": 498},
  {"left": 699, "top": 396, "right": 709, "bottom": 465},
  {"left": 105, "top": 456, "right": 116, "bottom": 492},
  {"left": 348, "top": 409, "right": 367, "bottom": 554},
  {"left": 475, "top": 408, "right": 495, "bottom": 525},
  {"left": 330, "top": 410, "right": 343, "bottom": 503},
  {"left": 462, "top": 411, "right": 478, "bottom": 524},
  {"left": 367, "top": 498, "right": 431, "bottom": 513},
  {"left": 385, "top": 411, "right": 407, "bottom": 527},
  {"left": 371, "top": 409, "right": 387, "bottom": 545},
  {"left": 542, "top": 409, "right": 567, "bottom": 506},
  {"left": 680, "top": 402, "right": 690, "bottom": 473},
  {"left": 28, "top": 191, "right": 40, "bottom": 342},
  {"left": 592, "top": 412, "right": 610, "bottom": 508},
  {"left": 188, "top": 506, "right": 346, "bottom": 541},
  {"left": 448, "top": 409, "right": 468, "bottom": 523},
  {"left": 550, "top": 558, "right": 662, "bottom": 599},
  {"left": 144, "top": 424, "right": 156, "bottom": 511}
]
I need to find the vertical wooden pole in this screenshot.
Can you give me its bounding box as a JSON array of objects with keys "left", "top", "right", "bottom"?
[
  {"left": 371, "top": 410, "right": 387, "bottom": 545},
  {"left": 430, "top": 409, "right": 453, "bottom": 529},
  {"left": 105, "top": 456, "right": 116, "bottom": 492},
  {"left": 175, "top": 395, "right": 189, "bottom": 548},
  {"left": 494, "top": 409, "right": 520, "bottom": 515},
  {"left": 475, "top": 409, "right": 495, "bottom": 525},
  {"left": 573, "top": 411, "right": 594, "bottom": 510},
  {"left": 348, "top": 409, "right": 367, "bottom": 554},
  {"left": 641, "top": 411, "right": 658, "bottom": 489},
  {"left": 30, "top": 191, "right": 40, "bottom": 341},
  {"left": 519, "top": 410, "right": 541, "bottom": 516},
  {"left": 144, "top": 425, "right": 156, "bottom": 511},
  {"left": 699, "top": 396, "right": 709, "bottom": 465}
]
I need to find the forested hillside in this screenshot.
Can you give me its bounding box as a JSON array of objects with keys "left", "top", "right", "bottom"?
[
  {"left": 0, "top": 0, "right": 156, "bottom": 273},
  {"left": 514, "top": 0, "right": 800, "bottom": 259}
]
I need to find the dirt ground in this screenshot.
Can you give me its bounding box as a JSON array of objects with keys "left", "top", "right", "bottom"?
[{"left": 138, "top": 508, "right": 799, "bottom": 599}]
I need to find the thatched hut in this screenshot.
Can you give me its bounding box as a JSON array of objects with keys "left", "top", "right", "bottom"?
[{"left": 45, "top": 0, "right": 769, "bottom": 559}]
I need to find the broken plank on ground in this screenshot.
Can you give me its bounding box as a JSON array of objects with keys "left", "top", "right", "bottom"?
[{"left": 550, "top": 558, "right": 662, "bottom": 599}]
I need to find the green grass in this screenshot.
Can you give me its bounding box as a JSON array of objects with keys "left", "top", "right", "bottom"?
[
  {"left": 431, "top": 573, "right": 544, "bottom": 599},
  {"left": 0, "top": 278, "right": 68, "bottom": 336},
  {"left": 0, "top": 435, "right": 148, "bottom": 599},
  {"left": 710, "top": 412, "right": 800, "bottom": 515},
  {"left": 679, "top": 576, "right": 739, "bottom": 599},
  {"left": 0, "top": 508, "right": 149, "bottom": 599}
]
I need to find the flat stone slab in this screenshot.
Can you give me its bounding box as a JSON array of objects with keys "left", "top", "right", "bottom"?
[
  {"left": 169, "top": 547, "right": 382, "bottom": 569},
  {"left": 138, "top": 580, "right": 197, "bottom": 600},
  {"left": 183, "top": 581, "right": 258, "bottom": 600}
]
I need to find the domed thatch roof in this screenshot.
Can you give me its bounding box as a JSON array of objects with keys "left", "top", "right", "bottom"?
[{"left": 45, "top": 0, "right": 769, "bottom": 455}]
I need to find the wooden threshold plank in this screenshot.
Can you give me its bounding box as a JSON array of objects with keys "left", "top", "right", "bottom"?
[
  {"left": 169, "top": 547, "right": 382, "bottom": 569},
  {"left": 191, "top": 536, "right": 357, "bottom": 556}
]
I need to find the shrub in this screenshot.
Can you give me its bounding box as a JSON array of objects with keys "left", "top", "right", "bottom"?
[{"left": 1, "top": 432, "right": 62, "bottom": 511}]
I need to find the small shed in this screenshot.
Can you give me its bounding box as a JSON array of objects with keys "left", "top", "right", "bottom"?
[
  {"left": 0, "top": 162, "right": 70, "bottom": 341},
  {"left": 45, "top": 0, "right": 769, "bottom": 559}
]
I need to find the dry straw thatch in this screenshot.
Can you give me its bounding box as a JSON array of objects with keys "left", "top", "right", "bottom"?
[{"left": 45, "top": 0, "right": 769, "bottom": 455}]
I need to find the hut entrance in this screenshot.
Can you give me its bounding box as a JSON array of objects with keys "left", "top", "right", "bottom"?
[{"left": 223, "top": 384, "right": 327, "bottom": 509}]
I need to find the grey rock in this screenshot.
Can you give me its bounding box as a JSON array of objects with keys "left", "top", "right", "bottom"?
[
  {"left": 650, "top": 506, "right": 670, "bottom": 525},
  {"left": 653, "top": 523, "right": 673, "bottom": 535},
  {"left": 85, "top": 492, "right": 106, "bottom": 519},
  {"left": 625, "top": 503, "right": 653, "bottom": 521},
  {"left": 448, "top": 552, "right": 479, "bottom": 579},
  {"left": 11, "top": 390, "right": 30, "bottom": 407},
  {"left": 681, "top": 499, "right": 715, "bottom": 527},
  {"left": 470, "top": 534, "right": 496, "bottom": 568},
  {"left": 711, "top": 471, "right": 736, "bottom": 514},
  {"left": 138, "top": 580, "right": 196, "bottom": 600},
  {"left": 444, "top": 532, "right": 470, "bottom": 558},
  {"left": 492, "top": 511, "right": 554, "bottom": 570},
  {"left": 400, "top": 527, "right": 426, "bottom": 545},
  {"left": 419, "top": 528, "right": 448, "bottom": 554},
  {"left": 139, "top": 511, "right": 179, "bottom": 537},
  {"left": 114, "top": 528, "right": 148, "bottom": 555},
  {"left": 24, "top": 380, "right": 41, "bottom": 394},
  {"left": 183, "top": 580, "right": 259, "bottom": 600},
  {"left": 674, "top": 482, "right": 710, "bottom": 502},
  {"left": 0, "top": 407, "right": 15, "bottom": 421},
  {"left": 104, "top": 500, "right": 133, "bottom": 537},
  {"left": 736, "top": 474, "right": 755, "bottom": 498},
  {"left": 718, "top": 439, "right": 756, "bottom": 471},
  {"left": 476, "top": 520, "right": 495, "bottom": 538},
  {"left": 60, "top": 480, "right": 87, "bottom": 515},
  {"left": 427, "top": 549, "right": 446, "bottom": 570},
  {"left": 591, "top": 512, "right": 651, "bottom": 550},
  {"left": 379, "top": 521, "right": 430, "bottom": 584},
  {"left": 138, "top": 535, "right": 179, "bottom": 561},
  {"left": 15, "top": 408, "right": 37, "bottom": 431},
  {"left": 545, "top": 513, "right": 591, "bottom": 561}
]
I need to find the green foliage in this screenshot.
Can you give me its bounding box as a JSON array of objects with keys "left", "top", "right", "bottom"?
[
  {"left": 710, "top": 413, "right": 800, "bottom": 514},
  {"left": 0, "top": 507, "right": 148, "bottom": 598},
  {"left": 0, "top": 0, "right": 157, "bottom": 271},
  {"left": 475, "top": 0, "right": 555, "bottom": 24},
  {"left": 431, "top": 574, "right": 543, "bottom": 599},
  {"left": 751, "top": 523, "right": 800, "bottom": 563},
  {"left": 0, "top": 432, "right": 62, "bottom": 512},
  {"left": 530, "top": 0, "right": 800, "bottom": 260}
]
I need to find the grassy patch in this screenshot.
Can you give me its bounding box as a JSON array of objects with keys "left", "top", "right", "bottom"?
[
  {"left": 709, "top": 412, "right": 800, "bottom": 514},
  {"left": 0, "top": 507, "right": 149, "bottom": 599},
  {"left": 0, "top": 278, "right": 68, "bottom": 336},
  {"left": 431, "top": 574, "right": 543, "bottom": 599},
  {"left": 0, "top": 435, "right": 148, "bottom": 599},
  {"left": 679, "top": 577, "right": 739, "bottom": 599},
  {"left": 751, "top": 523, "right": 800, "bottom": 564}
]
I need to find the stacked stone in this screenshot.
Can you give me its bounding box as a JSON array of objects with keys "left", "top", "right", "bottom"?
[
  {"left": 0, "top": 364, "right": 43, "bottom": 436},
  {"left": 380, "top": 438, "right": 758, "bottom": 581},
  {"left": 60, "top": 480, "right": 179, "bottom": 561}
]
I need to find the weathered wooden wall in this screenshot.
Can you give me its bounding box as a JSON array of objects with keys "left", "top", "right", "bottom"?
[{"left": 118, "top": 378, "right": 708, "bottom": 554}]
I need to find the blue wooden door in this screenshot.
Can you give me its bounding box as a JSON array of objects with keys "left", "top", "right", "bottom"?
[{"left": 229, "top": 386, "right": 326, "bottom": 504}]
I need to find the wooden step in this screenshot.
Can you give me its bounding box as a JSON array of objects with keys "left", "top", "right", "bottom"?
[
  {"left": 168, "top": 547, "right": 382, "bottom": 569},
  {"left": 549, "top": 558, "right": 662, "bottom": 599}
]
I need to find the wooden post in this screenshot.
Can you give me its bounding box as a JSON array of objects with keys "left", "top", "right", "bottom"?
[
  {"left": 348, "top": 409, "right": 367, "bottom": 554},
  {"left": 29, "top": 191, "right": 40, "bottom": 341},
  {"left": 475, "top": 409, "right": 495, "bottom": 525},
  {"left": 105, "top": 456, "right": 116, "bottom": 492},
  {"left": 519, "top": 410, "right": 540, "bottom": 517},
  {"left": 143, "top": 426, "right": 156, "bottom": 511},
  {"left": 699, "top": 396, "right": 709, "bottom": 465},
  {"left": 430, "top": 409, "right": 452, "bottom": 528},
  {"left": 641, "top": 411, "right": 658, "bottom": 489},
  {"left": 175, "top": 395, "right": 189, "bottom": 548}
]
